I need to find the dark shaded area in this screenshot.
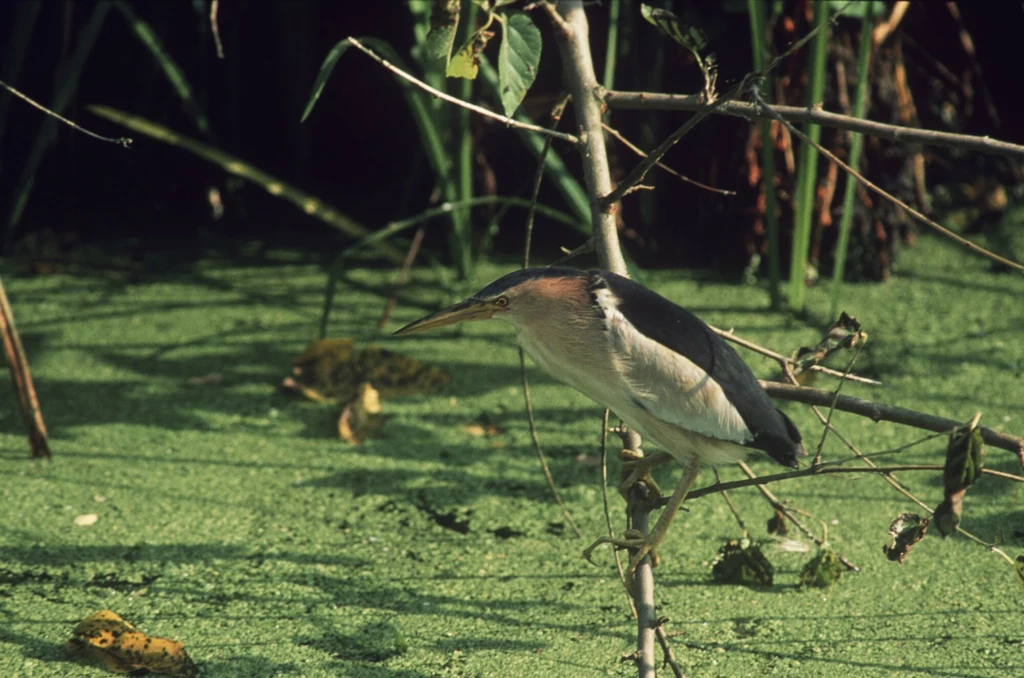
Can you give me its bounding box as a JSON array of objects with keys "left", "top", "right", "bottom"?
[{"left": 0, "top": 1, "right": 1021, "bottom": 275}]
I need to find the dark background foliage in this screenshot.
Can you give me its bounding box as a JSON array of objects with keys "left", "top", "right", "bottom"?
[{"left": 1, "top": 0, "right": 1020, "bottom": 274}]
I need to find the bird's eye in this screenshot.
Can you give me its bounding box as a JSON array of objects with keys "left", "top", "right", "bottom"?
[{"left": 494, "top": 296, "right": 509, "bottom": 307}]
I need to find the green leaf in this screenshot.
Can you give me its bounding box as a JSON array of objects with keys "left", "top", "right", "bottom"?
[
  {"left": 300, "top": 37, "right": 449, "bottom": 194},
  {"left": 302, "top": 39, "right": 353, "bottom": 122},
  {"left": 112, "top": 2, "right": 209, "bottom": 135},
  {"left": 425, "top": 0, "right": 460, "bottom": 64},
  {"left": 711, "top": 538, "right": 774, "bottom": 587},
  {"left": 497, "top": 12, "right": 541, "bottom": 116},
  {"left": 800, "top": 548, "right": 843, "bottom": 588}
]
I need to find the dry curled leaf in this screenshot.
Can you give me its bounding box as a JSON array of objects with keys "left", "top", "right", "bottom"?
[
  {"left": 792, "top": 312, "right": 867, "bottom": 376},
  {"left": 67, "top": 610, "right": 196, "bottom": 676},
  {"left": 883, "top": 513, "right": 929, "bottom": 564}
]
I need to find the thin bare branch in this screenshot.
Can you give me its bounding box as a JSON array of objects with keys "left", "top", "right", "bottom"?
[
  {"left": 346, "top": 38, "right": 580, "bottom": 146},
  {"left": 811, "top": 344, "right": 863, "bottom": 465},
  {"left": 599, "top": 2, "right": 851, "bottom": 209},
  {"left": 737, "top": 460, "right": 860, "bottom": 570},
  {"left": 550, "top": 238, "right": 595, "bottom": 266},
  {"left": 599, "top": 94, "right": 740, "bottom": 210},
  {"left": 750, "top": 88, "right": 1024, "bottom": 272},
  {"left": 210, "top": 0, "right": 225, "bottom": 59},
  {"left": 0, "top": 78, "right": 131, "bottom": 147},
  {"left": 710, "top": 324, "right": 881, "bottom": 386},
  {"left": 602, "top": 122, "right": 736, "bottom": 196},
  {"left": 519, "top": 349, "right": 583, "bottom": 538},
  {"left": 604, "top": 91, "right": 1024, "bottom": 162},
  {"left": 376, "top": 225, "right": 426, "bottom": 329},
  {"left": 518, "top": 90, "right": 582, "bottom": 538}
]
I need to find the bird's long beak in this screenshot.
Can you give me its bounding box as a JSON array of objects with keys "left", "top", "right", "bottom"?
[{"left": 393, "top": 299, "right": 498, "bottom": 335}]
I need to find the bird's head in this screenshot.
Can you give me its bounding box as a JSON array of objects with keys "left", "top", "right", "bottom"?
[{"left": 393, "top": 268, "right": 591, "bottom": 336}]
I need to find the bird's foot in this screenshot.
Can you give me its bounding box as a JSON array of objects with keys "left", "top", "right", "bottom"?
[
  {"left": 618, "top": 450, "right": 673, "bottom": 501},
  {"left": 583, "top": 528, "right": 661, "bottom": 581}
]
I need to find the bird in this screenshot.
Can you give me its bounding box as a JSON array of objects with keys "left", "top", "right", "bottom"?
[{"left": 394, "top": 267, "right": 805, "bottom": 580}]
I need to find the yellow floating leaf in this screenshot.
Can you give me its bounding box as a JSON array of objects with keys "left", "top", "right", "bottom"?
[
  {"left": 67, "top": 610, "right": 196, "bottom": 676},
  {"left": 74, "top": 513, "right": 99, "bottom": 527}
]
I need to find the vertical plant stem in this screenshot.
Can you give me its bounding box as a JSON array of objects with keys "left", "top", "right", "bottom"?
[
  {"left": 829, "top": 2, "right": 875, "bottom": 320},
  {"left": 602, "top": 0, "right": 620, "bottom": 92},
  {"left": 748, "top": 0, "right": 781, "bottom": 310},
  {"left": 453, "top": 2, "right": 479, "bottom": 279},
  {"left": 552, "top": 0, "right": 627, "bottom": 274},
  {"left": 788, "top": 1, "right": 829, "bottom": 312}
]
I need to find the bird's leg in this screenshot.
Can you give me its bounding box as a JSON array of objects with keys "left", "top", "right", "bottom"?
[
  {"left": 583, "top": 457, "right": 701, "bottom": 584},
  {"left": 619, "top": 450, "right": 673, "bottom": 500}
]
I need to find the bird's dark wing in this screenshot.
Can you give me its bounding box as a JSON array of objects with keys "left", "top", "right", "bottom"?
[{"left": 591, "top": 271, "right": 804, "bottom": 467}]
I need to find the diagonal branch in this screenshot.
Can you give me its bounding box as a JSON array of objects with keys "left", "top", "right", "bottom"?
[
  {"left": 602, "top": 121, "right": 737, "bottom": 196},
  {"left": 750, "top": 88, "right": 1024, "bottom": 272},
  {"left": 710, "top": 324, "right": 881, "bottom": 386},
  {"left": 603, "top": 91, "right": 1024, "bottom": 162},
  {"left": 760, "top": 380, "right": 1024, "bottom": 458},
  {"left": 345, "top": 38, "right": 580, "bottom": 146},
  {"left": 599, "top": 2, "right": 851, "bottom": 210}
]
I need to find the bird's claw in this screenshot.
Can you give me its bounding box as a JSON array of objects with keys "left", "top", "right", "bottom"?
[
  {"left": 582, "top": 529, "right": 661, "bottom": 579},
  {"left": 619, "top": 450, "right": 667, "bottom": 501}
]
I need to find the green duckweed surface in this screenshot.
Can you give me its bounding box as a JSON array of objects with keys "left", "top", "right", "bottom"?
[{"left": 1, "top": 235, "right": 1022, "bottom": 677}]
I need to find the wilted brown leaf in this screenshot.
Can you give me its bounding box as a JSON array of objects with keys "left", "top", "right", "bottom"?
[{"left": 792, "top": 312, "right": 867, "bottom": 376}]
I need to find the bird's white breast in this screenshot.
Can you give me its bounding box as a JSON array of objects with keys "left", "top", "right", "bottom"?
[{"left": 516, "top": 285, "right": 754, "bottom": 466}]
